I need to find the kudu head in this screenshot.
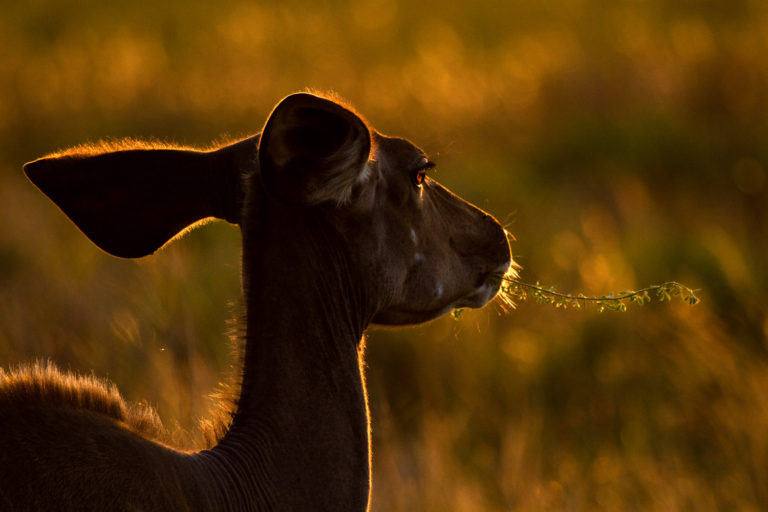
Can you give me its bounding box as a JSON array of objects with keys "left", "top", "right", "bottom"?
[{"left": 23, "top": 93, "right": 512, "bottom": 327}]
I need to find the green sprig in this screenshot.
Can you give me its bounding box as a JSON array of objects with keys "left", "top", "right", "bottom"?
[{"left": 452, "top": 277, "right": 699, "bottom": 319}]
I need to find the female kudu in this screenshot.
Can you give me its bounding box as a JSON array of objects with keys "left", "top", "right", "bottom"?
[{"left": 0, "top": 93, "right": 512, "bottom": 511}]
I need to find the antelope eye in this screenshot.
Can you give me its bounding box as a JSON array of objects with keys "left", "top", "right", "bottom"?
[{"left": 412, "top": 160, "right": 435, "bottom": 187}]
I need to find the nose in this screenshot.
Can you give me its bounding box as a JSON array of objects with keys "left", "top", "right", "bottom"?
[{"left": 449, "top": 211, "right": 510, "bottom": 264}]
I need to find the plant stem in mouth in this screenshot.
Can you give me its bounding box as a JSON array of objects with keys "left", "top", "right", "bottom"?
[{"left": 459, "top": 275, "right": 700, "bottom": 316}]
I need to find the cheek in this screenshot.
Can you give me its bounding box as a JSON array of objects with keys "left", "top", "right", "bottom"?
[
  {"left": 408, "top": 240, "right": 474, "bottom": 302},
  {"left": 407, "top": 250, "right": 452, "bottom": 302},
  {"left": 433, "top": 282, "right": 444, "bottom": 299},
  {"left": 410, "top": 224, "right": 426, "bottom": 263}
]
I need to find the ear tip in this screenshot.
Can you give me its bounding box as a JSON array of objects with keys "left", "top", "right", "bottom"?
[
  {"left": 286, "top": 92, "right": 319, "bottom": 100},
  {"left": 276, "top": 92, "right": 325, "bottom": 112},
  {"left": 23, "top": 159, "right": 43, "bottom": 181},
  {"left": 23, "top": 158, "right": 55, "bottom": 189},
  {"left": 278, "top": 92, "right": 347, "bottom": 111}
]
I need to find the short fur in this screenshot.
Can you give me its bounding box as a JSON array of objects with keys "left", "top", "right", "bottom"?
[
  {"left": 2, "top": 92, "right": 512, "bottom": 511},
  {"left": 0, "top": 361, "right": 164, "bottom": 439}
]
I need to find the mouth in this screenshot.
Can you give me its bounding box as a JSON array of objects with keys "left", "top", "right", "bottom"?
[
  {"left": 452, "top": 261, "right": 512, "bottom": 309},
  {"left": 372, "top": 257, "right": 518, "bottom": 326}
]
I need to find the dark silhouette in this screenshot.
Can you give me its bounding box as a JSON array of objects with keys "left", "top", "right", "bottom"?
[{"left": 0, "top": 93, "right": 512, "bottom": 511}]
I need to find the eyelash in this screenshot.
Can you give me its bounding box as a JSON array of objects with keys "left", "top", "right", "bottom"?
[{"left": 413, "top": 161, "right": 436, "bottom": 186}]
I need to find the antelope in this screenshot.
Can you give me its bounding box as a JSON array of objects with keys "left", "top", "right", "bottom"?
[{"left": 0, "top": 93, "right": 513, "bottom": 511}]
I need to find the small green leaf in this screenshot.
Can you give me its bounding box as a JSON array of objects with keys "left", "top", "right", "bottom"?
[{"left": 487, "top": 273, "right": 700, "bottom": 315}]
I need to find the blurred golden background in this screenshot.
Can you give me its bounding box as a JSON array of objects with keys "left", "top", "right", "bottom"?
[{"left": 1, "top": 0, "right": 767, "bottom": 510}]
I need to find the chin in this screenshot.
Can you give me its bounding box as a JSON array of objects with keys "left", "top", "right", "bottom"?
[
  {"left": 372, "top": 281, "right": 502, "bottom": 327},
  {"left": 453, "top": 280, "right": 501, "bottom": 309},
  {"left": 371, "top": 305, "right": 453, "bottom": 327}
]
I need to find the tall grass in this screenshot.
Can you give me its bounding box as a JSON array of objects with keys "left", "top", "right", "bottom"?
[{"left": 1, "top": 1, "right": 767, "bottom": 510}]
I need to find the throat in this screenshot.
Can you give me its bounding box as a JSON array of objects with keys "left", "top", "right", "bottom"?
[{"left": 215, "top": 203, "right": 372, "bottom": 510}]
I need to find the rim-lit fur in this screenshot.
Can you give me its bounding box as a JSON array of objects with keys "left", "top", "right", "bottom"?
[{"left": 1, "top": 92, "right": 512, "bottom": 511}]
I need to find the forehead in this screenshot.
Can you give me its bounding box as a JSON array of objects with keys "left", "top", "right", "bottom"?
[{"left": 372, "top": 134, "right": 427, "bottom": 167}]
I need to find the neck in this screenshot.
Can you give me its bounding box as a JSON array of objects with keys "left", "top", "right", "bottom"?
[{"left": 199, "top": 201, "right": 372, "bottom": 511}]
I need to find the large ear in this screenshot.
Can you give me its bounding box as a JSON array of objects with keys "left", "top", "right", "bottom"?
[
  {"left": 23, "top": 135, "right": 258, "bottom": 259},
  {"left": 259, "top": 93, "right": 371, "bottom": 205}
]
